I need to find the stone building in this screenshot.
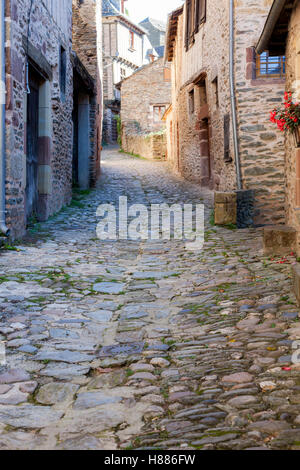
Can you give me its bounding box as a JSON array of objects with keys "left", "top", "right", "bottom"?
[
  {"left": 3, "top": 0, "right": 74, "bottom": 239},
  {"left": 139, "top": 17, "right": 166, "bottom": 58},
  {"left": 102, "top": 0, "right": 148, "bottom": 143},
  {"left": 165, "top": 0, "right": 286, "bottom": 226},
  {"left": 72, "top": 0, "right": 103, "bottom": 188},
  {"left": 257, "top": 0, "right": 300, "bottom": 251},
  {"left": 119, "top": 58, "right": 171, "bottom": 160},
  {"left": 0, "top": 0, "right": 103, "bottom": 240}
]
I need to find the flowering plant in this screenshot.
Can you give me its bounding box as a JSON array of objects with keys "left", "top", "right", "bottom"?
[{"left": 270, "top": 92, "right": 300, "bottom": 134}]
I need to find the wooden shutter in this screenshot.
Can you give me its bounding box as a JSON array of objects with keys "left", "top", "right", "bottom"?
[
  {"left": 200, "top": 0, "right": 206, "bottom": 24},
  {"left": 195, "top": 0, "right": 200, "bottom": 33},
  {"left": 196, "top": 0, "right": 206, "bottom": 31},
  {"left": 185, "top": 0, "right": 192, "bottom": 50}
]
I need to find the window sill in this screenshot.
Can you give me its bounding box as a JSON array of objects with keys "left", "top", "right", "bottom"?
[{"left": 251, "top": 77, "right": 285, "bottom": 86}]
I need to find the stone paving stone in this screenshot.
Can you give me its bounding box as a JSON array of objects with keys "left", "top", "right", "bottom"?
[
  {"left": 0, "top": 405, "right": 64, "bottom": 429},
  {"left": 99, "top": 342, "right": 145, "bottom": 357},
  {"left": 83, "top": 311, "right": 113, "bottom": 323},
  {"left": 93, "top": 282, "right": 125, "bottom": 295},
  {"left": 73, "top": 392, "right": 122, "bottom": 410},
  {"left": 36, "top": 383, "right": 79, "bottom": 405},
  {"left": 0, "top": 369, "right": 31, "bottom": 384},
  {"left": 0, "top": 148, "right": 300, "bottom": 449},
  {"left": 39, "top": 364, "right": 90, "bottom": 380}
]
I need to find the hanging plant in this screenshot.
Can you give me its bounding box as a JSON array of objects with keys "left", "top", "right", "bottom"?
[{"left": 270, "top": 92, "right": 300, "bottom": 147}]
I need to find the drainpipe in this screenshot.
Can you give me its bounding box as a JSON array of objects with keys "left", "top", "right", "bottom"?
[
  {"left": 229, "top": 0, "right": 242, "bottom": 190},
  {"left": 0, "top": 0, "right": 9, "bottom": 236}
]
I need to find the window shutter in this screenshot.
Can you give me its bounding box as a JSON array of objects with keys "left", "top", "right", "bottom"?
[
  {"left": 195, "top": 0, "right": 200, "bottom": 33},
  {"left": 185, "top": 0, "right": 191, "bottom": 50}
]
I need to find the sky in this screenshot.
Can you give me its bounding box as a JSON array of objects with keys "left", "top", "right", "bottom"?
[{"left": 126, "top": 0, "right": 184, "bottom": 24}]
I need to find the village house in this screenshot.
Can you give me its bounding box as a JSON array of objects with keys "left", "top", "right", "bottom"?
[
  {"left": 164, "top": 0, "right": 286, "bottom": 227},
  {"left": 118, "top": 57, "right": 171, "bottom": 160},
  {"left": 72, "top": 0, "right": 103, "bottom": 188},
  {"left": 102, "top": 0, "right": 151, "bottom": 144},
  {"left": 2, "top": 0, "right": 74, "bottom": 239},
  {"left": 0, "top": 0, "right": 103, "bottom": 241},
  {"left": 256, "top": 1, "right": 300, "bottom": 286}
]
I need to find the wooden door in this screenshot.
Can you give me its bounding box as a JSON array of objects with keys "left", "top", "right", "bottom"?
[
  {"left": 72, "top": 95, "right": 79, "bottom": 186},
  {"left": 112, "top": 113, "right": 118, "bottom": 143},
  {"left": 26, "top": 66, "right": 40, "bottom": 220}
]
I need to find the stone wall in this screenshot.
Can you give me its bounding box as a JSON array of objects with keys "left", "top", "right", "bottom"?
[
  {"left": 166, "top": 0, "right": 286, "bottom": 226},
  {"left": 5, "top": 0, "right": 73, "bottom": 239},
  {"left": 284, "top": 2, "right": 300, "bottom": 252},
  {"left": 120, "top": 58, "right": 171, "bottom": 134},
  {"left": 167, "top": 2, "right": 234, "bottom": 189},
  {"left": 122, "top": 132, "right": 167, "bottom": 161},
  {"left": 234, "top": 0, "right": 285, "bottom": 226},
  {"left": 120, "top": 57, "right": 171, "bottom": 160},
  {"left": 72, "top": 0, "right": 103, "bottom": 185}
]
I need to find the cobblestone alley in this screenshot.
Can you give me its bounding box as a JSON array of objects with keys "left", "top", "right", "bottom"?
[{"left": 0, "top": 148, "right": 300, "bottom": 450}]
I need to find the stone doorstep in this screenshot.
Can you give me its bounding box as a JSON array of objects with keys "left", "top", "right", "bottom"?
[
  {"left": 214, "top": 192, "right": 237, "bottom": 225},
  {"left": 214, "top": 190, "right": 256, "bottom": 227},
  {"left": 263, "top": 225, "right": 297, "bottom": 256}
]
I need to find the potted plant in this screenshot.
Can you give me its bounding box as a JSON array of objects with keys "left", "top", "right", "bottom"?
[{"left": 270, "top": 92, "right": 300, "bottom": 147}]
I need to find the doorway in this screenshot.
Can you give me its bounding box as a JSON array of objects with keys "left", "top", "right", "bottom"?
[
  {"left": 26, "top": 65, "right": 41, "bottom": 221},
  {"left": 72, "top": 86, "right": 90, "bottom": 189},
  {"left": 196, "top": 78, "right": 211, "bottom": 186}
]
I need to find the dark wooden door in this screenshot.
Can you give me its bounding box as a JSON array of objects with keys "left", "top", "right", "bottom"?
[
  {"left": 112, "top": 113, "right": 118, "bottom": 143},
  {"left": 26, "top": 66, "right": 40, "bottom": 220},
  {"left": 72, "top": 95, "right": 79, "bottom": 186}
]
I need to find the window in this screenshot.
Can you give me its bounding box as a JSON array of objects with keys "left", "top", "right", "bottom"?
[
  {"left": 129, "top": 31, "right": 135, "bottom": 50},
  {"left": 196, "top": 79, "right": 207, "bottom": 107},
  {"left": 59, "top": 46, "right": 66, "bottom": 101},
  {"left": 120, "top": 67, "right": 126, "bottom": 80},
  {"left": 189, "top": 89, "right": 195, "bottom": 115},
  {"left": 256, "top": 51, "right": 285, "bottom": 78},
  {"left": 195, "top": 0, "right": 206, "bottom": 33},
  {"left": 185, "top": 0, "right": 206, "bottom": 50},
  {"left": 153, "top": 105, "right": 166, "bottom": 122},
  {"left": 164, "top": 68, "right": 171, "bottom": 82}
]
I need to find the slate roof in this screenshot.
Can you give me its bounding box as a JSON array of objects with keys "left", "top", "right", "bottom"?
[
  {"left": 140, "top": 17, "right": 167, "bottom": 32},
  {"left": 155, "top": 45, "right": 165, "bottom": 58},
  {"left": 102, "top": 0, "right": 120, "bottom": 16}
]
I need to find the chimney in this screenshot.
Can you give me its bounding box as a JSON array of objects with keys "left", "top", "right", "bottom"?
[{"left": 121, "top": 0, "right": 128, "bottom": 14}]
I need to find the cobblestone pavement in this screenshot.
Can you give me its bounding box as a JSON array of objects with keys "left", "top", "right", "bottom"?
[{"left": 0, "top": 147, "right": 300, "bottom": 450}]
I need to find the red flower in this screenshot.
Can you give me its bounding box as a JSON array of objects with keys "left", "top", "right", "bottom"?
[{"left": 270, "top": 111, "right": 277, "bottom": 124}]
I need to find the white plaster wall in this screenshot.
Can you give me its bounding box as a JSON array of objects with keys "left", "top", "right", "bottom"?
[{"left": 117, "top": 22, "right": 144, "bottom": 67}]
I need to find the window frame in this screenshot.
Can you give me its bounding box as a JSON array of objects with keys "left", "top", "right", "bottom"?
[
  {"left": 256, "top": 51, "right": 285, "bottom": 79},
  {"left": 188, "top": 88, "right": 195, "bottom": 116},
  {"left": 153, "top": 105, "right": 166, "bottom": 122},
  {"left": 129, "top": 31, "right": 135, "bottom": 51}
]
